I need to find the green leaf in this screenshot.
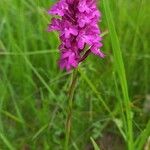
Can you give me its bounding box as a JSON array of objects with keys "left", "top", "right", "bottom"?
[{"left": 90, "top": 137, "right": 100, "bottom": 150}]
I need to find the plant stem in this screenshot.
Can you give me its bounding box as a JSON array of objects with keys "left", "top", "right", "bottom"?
[{"left": 65, "top": 69, "right": 78, "bottom": 150}]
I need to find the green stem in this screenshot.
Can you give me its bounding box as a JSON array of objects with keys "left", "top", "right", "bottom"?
[{"left": 65, "top": 69, "right": 78, "bottom": 150}]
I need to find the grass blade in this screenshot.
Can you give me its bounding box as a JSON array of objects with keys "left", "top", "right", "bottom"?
[
  {"left": 0, "top": 133, "right": 15, "bottom": 150},
  {"left": 78, "top": 69, "right": 113, "bottom": 117},
  {"left": 90, "top": 137, "right": 100, "bottom": 150},
  {"left": 1, "top": 110, "right": 23, "bottom": 124},
  {"left": 135, "top": 120, "right": 150, "bottom": 150},
  {"left": 103, "top": 0, "right": 134, "bottom": 149}
]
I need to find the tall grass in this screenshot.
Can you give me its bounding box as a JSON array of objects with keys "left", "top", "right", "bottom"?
[
  {"left": 0, "top": 0, "right": 149, "bottom": 149},
  {"left": 103, "top": 0, "right": 134, "bottom": 149}
]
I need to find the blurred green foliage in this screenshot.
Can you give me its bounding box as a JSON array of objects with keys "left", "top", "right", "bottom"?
[{"left": 0, "top": 0, "right": 149, "bottom": 149}]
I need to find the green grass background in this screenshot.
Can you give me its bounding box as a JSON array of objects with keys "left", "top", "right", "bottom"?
[{"left": 0, "top": 0, "right": 149, "bottom": 149}]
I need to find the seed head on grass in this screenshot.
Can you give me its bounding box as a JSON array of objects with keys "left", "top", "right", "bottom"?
[{"left": 48, "top": 0, "right": 104, "bottom": 71}]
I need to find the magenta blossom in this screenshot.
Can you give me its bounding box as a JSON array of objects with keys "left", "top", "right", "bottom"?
[{"left": 48, "top": 0, "right": 104, "bottom": 71}]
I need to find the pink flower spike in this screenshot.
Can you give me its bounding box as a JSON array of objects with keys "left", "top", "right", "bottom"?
[{"left": 48, "top": 0, "right": 104, "bottom": 71}]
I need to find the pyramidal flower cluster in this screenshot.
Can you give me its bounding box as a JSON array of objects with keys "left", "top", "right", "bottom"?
[{"left": 48, "top": 0, "right": 104, "bottom": 71}]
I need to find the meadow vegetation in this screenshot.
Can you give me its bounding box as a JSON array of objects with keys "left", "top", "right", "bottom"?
[{"left": 0, "top": 0, "right": 149, "bottom": 149}]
